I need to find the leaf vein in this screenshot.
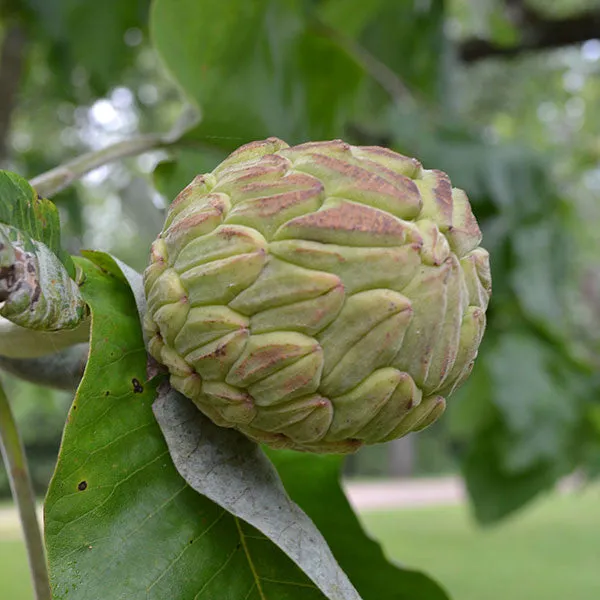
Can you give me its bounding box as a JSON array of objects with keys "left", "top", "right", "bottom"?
[
  {"left": 48, "top": 451, "right": 170, "bottom": 537},
  {"left": 145, "top": 509, "right": 228, "bottom": 596},
  {"left": 192, "top": 544, "right": 240, "bottom": 600},
  {"left": 235, "top": 517, "right": 267, "bottom": 600}
]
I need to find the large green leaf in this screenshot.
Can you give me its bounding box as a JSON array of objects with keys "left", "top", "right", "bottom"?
[
  {"left": 327, "top": 0, "right": 446, "bottom": 101},
  {"left": 486, "top": 334, "right": 577, "bottom": 472},
  {"left": 457, "top": 331, "right": 588, "bottom": 524},
  {"left": 462, "top": 424, "right": 558, "bottom": 525},
  {"left": 511, "top": 223, "right": 568, "bottom": 336},
  {"left": 44, "top": 255, "right": 344, "bottom": 600},
  {"left": 150, "top": 0, "right": 364, "bottom": 145},
  {"left": 269, "top": 451, "right": 451, "bottom": 600},
  {"left": 315, "top": 0, "right": 446, "bottom": 118}
]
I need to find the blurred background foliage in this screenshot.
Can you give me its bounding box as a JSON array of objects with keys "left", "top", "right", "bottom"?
[{"left": 0, "top": 0, "right": 599, "bottom": 525}]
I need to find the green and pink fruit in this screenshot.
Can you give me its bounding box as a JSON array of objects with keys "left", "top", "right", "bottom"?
[{"left": 144, "top": 138, "right": 491, "bottom": 453}]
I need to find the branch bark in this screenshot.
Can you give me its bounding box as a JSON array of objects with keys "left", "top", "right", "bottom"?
[
  {"left": 0, "top": 25, "right": 26, "bottom": 165},
  {"left": 459, "top": 6, "right": 600, "bottom": 62}
]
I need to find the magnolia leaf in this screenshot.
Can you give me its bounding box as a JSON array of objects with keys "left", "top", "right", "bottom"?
[{"left": 150, "top": 0, "right": 363, "bottom": 144}]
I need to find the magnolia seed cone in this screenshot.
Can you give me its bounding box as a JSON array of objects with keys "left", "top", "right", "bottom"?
[{"left": 144, "top": 138, "right": 491, "bottom": 453}]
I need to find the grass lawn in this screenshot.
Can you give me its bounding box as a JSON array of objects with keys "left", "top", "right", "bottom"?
[
  {"left": 0, "top": 538, "right": 33, "bottom": 599},
  {"left": 1, "top": 488, "right": 599, "bottom": 599},
  {"left": 361, "top": 486, "right": 600, "bottom": 600}
]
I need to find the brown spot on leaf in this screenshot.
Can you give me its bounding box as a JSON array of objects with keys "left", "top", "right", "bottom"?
[
  {"left": 31, "top": 283, "right": 41, "bottom": 304},
  {"left": 0, "top": 265, "right": 16, "bottom": 301},
  {"left": 78, "top": 481, "right": 88, "bottom": 491}
]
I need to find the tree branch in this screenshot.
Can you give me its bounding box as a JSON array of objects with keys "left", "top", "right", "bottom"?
[
  {"left": 0, "top": 381, "right": 52, "bottom": 600},
  {"left": 29, "top": 104, "right": 201, "bottom": 198},
  {"left": 0, "top": 316, "right": 90, "bottom": 358},
  {"left": 0, "top": 24, "right": 27, "bottom": 165},
  {"left": 29, "top": 134, "right": 166, "bottom": 198},
  {"left": 0, "top": 344, "right": 88, "bottom": 391},
  {"left": 459, "top": 6, "right": 600, "bottom": 62}
]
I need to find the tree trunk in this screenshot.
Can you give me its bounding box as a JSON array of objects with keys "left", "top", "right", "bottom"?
[
  {"left": 0, "top": 24, "right": 27, "bottom": 165},
  {"left": 388, "top": 434, "right": 416, "bottom": 477}
]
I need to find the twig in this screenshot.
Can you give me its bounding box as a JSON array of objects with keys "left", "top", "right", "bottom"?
[
  {"left": 0, "top": 343, "right": 88, "bottom": 390},
  {"left": 28, "top": 104, "right": 202, "bottom": 198},
  {"left": 459, "top": 6, "right": 600, "bottom": 62},
  {"left": 29, "top": 134, "right": 166, "bottom": 198},
  {"left": 0, "top": 315, "right": 90, "bottom": 359},
  {"left": 0, "top": 381, "right": 51, "bottom": 600}
]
